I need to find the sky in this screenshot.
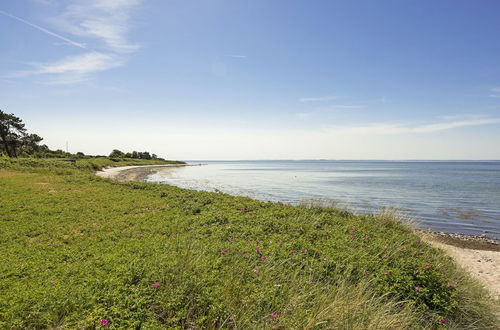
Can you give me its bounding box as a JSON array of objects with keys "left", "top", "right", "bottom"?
[{"left": 1, "top": 0, "right": 500, "bottom": 160}]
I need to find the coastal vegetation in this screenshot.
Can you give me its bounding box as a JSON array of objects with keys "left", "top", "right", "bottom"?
[
  {"left": 0, "top": 110, "right": 167, "bottom": 161},
  {"left": 0, "top": 158, "right": 497, "bottom": 328}
]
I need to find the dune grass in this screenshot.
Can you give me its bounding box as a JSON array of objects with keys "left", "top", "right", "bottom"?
[{"left": 0, "top": 158, "right": 497, "bottom": 329}]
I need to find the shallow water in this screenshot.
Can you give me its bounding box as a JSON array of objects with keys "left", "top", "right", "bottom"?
[{"left": 147, "top": 160, "right": 500, "bottom": 239}]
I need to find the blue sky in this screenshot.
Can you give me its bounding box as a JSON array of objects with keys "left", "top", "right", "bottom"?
[{"left": 1, "top": 0, "right": 500, "bottom": 160}]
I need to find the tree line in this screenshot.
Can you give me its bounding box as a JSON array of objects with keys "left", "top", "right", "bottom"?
[
  {"left": 1, "top": 110, "right": 163, "bottom": 160},
  {"left": 109, "top": 149, "right": 160, "bottom": 160}
]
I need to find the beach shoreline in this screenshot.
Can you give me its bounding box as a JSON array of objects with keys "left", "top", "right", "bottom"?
[
  {"left": 97, "top": 164, "right": 500, "bottom": 299},
  {"left": 96, "top": 164, "right": 201, "bottom": 182}
]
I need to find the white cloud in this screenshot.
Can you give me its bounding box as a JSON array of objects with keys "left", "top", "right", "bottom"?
[
  {"left": 10, "top": 52, "right": 123, "bottom": 84},
  {"left": 5, "top": 0, "right": 142, "bottom": 84},
  {"left": 35, "top": 52, "right": 121, "bottom": 74},
  {"left": 328, "top": 118, "right": 500, "bottom": 135},
  {"left": 298, "top": 95, "right": 339, "bottom": 102},
  {"left": 52, "top": 0, "right": 142, "bottom": 53}
]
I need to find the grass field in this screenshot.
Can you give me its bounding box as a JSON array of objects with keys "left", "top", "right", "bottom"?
[{"left": 0, "top": 158, "right": 497, "bottom": 329}]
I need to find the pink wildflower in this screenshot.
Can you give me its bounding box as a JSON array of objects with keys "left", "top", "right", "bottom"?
[
  {"left": 398, "top": 248, "right": 404, "bottom": 252},
  {"left": 252, "top": 269, "right": 260, "bottom": 274},
  {"left": 321, "top": 257, "right": 328, "bottom": 261},
  {"left": 275, "top": 241, "right": 283, "bottom": 245},
  {"left": 289, "top": 250, "right": 296, "bottom": 254},
  {"left": 383, "top": 245, "right": 388, "bottom": 249},
  {"left": 419, "top": 250, "right": 425, "bottom": 254},
  {"left": 351, "top": 235, "right": 356, "bottom": 239},
  {"left": 438, "top": 319, "right": 446, "bottom": 324},
  {"left": 100, "top": 319, "right": 109, "bottom": 326},
  {"left": 380, "top": 253, "right": 388, "bottom": 258},
  {"left": 220, "top": 249, "right": 227, "bottom": 254},
  {"left": 152, "top": 282, "right": 159, "bottom": 287},
  {"left": 242, "top": 253, "right": 249, "bottom": 257},
  {"left": 352, "top": 226, "right": 357, "bottom": 230},
  {"left": 271, "top": 313, "right": 280, "bottom": 318},
  {"left": 300, "top": 249, "right": 307, "bottom": 254},
  {"left": 364, "top": 235, "right": 370, "bottom": 240},
  {"left": 423, "top": 265, "right": 431, "bottom": 270},
  {"left": 363, "top": 269, "right": 369, "bottom": 275},
  {"left": 256, "top": 247, "right": 262, "bottom": 253},
  {"left": 261, "top": 255, "right": 267, "bottom": 261},
  {"left": 50, "top": 281, "right": 57, "bottom": 286},
  {"left": 415, "top": 286, "right": 422, "bottom": 292}
]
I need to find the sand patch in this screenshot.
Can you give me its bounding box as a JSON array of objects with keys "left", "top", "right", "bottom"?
[{"left": 424, "top": 235, "right": 500, "bottom": 299}]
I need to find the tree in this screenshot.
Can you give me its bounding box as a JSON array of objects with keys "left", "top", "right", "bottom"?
[
  {"left": 0, "top": 110, "right": 27, "bottom": 157},
  {"left": 19, "top": 133, "right": 43, "bottom": 155},
  {"left": 109, "top": 149, "right": 125, "bottom": 158}
]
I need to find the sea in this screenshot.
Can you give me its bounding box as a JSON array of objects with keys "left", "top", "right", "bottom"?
[{"left": 146, "top": 160, "right": 500, "bottom": 240}]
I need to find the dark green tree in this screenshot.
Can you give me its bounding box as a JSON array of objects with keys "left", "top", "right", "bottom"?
[
  {"left": 19, "top": 133, "right": 44, "bottom": 155},
  {"left": 109, "top": 149, "right": 125, "bottom": 158},
  {"left": 0, "top": 110, "right": 27, "bottom": 157}
]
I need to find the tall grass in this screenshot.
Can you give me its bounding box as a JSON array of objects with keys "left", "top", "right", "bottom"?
[{"left": 0, "top": 159, "right": 497, "bottom": 329}]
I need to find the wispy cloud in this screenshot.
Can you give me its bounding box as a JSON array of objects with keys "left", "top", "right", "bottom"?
[
  {"left": 227, "top": 54, "right": 247, "bottom": 59},
  {"left": 488, "top": 87, "right": 500, "bottom": 98},
  {"left": 52, "top": 0, "right": 142, "bottom": 53},
  {"left": 330, "top": 118, "right": 500, "bottom": 135},
  {"left": 3, "top": 0, "right": 142, "bottom": 84},
  {"left": 298, "top": 95, "right": 339, "bottom": 102},
  {"left": 295, "top": 104, "right": 364, "bottom": 120},
  {"left": 9, "top": 52, "right": 123, "bottom": 84},
  {"left": 0, "top": 10, "right": 87, "bottom": 49}
]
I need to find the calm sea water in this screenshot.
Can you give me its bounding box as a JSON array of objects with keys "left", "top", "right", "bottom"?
[{"left": 147, "top": 160, "right": 500, "bottom": 239}]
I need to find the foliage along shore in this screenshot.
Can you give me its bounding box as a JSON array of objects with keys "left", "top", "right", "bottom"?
[{"left": 0, "top": 158, "right": 498, "bottom": 329}]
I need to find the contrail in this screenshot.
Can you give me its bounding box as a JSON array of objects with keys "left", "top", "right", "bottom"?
[{"left": 0, "top": 10, "right": 87, "bottom": 49}]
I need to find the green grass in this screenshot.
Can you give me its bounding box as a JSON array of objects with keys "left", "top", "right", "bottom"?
[{"left": 0, "top": 158, "right": 497, "bottom": 329}]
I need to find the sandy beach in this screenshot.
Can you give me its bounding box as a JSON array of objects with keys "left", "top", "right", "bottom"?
[
  {"left": 97, "top": 164, "right": 500, "bottom": 300},
  {"left": 96, "top": 164, "right": 192, "bottom": 182},
  {"left": 423, "top": 232, "right": 500, "bottom": 299}
]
